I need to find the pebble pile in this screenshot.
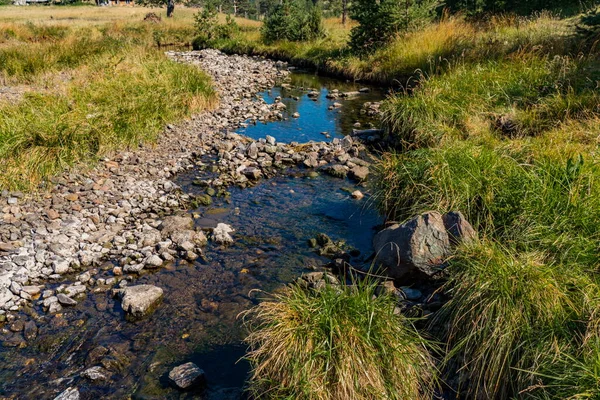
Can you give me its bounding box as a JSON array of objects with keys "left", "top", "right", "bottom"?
[{"left": 0, "top": 50, "right": 373, "bottom": 326}]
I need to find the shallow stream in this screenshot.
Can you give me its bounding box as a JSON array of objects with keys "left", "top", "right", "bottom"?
[{"left": 0, "top": 71, "right": 386, "bottom": 399}]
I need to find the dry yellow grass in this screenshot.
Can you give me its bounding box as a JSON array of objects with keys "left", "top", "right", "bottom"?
[{"left": 0, "top": 5, "right": 261, "bottom": 28}]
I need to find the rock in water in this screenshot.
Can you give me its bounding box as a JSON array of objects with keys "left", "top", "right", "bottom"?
[
  {"left": 54, "top": 387, "right": 79, "bottom": 400},
  {"left": 442, "top": 211, "right": 477, "bottom": 245},
  {"left": 169, "top": 362, "right": 205, "bottom": 390},
  {"left": 212, "top": 223, "right": 234, "bottom": 245},
  {"left": 373, "top": 211, "right": 451, "bottom": 280},
  {"left": 81, "top": 366, "right": 109, "bottom": 381},
  {"left": 117, "top": 285, "right": 163, "bottom": 319},
  {"left": 160, "top": 215, "right": 194, "bottom": 236}
]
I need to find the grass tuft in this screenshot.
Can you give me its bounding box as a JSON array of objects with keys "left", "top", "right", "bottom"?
[{"left": 242, "top": 281, "right": 436, "bottom": 400}]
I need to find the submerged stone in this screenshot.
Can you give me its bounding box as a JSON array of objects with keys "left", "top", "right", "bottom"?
[
  {"left": 116, "top": 285, "right": 163, "bottom": 320},
  {"left": 168, "top": 362, "right": 205, "bottom": 390}
]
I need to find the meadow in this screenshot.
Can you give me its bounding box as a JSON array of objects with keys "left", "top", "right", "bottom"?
[{"left": 0, "top": 6, "right": 220, "bottom": 190}]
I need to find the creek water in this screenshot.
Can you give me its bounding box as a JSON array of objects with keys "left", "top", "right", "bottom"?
[{"left": 0, "top": 71, "right": 385, "bottom": 399}]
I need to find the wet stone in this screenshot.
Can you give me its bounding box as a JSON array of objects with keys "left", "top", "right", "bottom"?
[
  {"left": 117, "top": 285, "right": 163, "bottom": 319},
  {"left": 53, "top": 387, "right": 79, "bottom": 400},
  {"left": 57, "top": 293, "right": 78, "bottom": 306},
  {"left": 81, "top": 366, "right": 109, "bottom": 381},
  {"left": 168, "top": 362, "right": 206, "bottom": 390}
]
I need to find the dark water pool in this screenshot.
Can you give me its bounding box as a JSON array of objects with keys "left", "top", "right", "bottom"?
[{"left": 0, "top": 72, "right": 385, "bottom": 399}]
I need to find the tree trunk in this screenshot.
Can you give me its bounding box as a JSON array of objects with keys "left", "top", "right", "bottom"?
[
  {"left": 167, "top": 0, "right": 174, "bottom": 17},
  {"left": 342, "top": 0, "right": 347, "bottom": 25}
]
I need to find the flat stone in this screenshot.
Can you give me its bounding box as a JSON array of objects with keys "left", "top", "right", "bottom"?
[
  {"left": 53, "top": 387, "right": 79, "bottom": 400},
  {"left": 46, "top": 209, "right": 60, "bottom": 220},
  {"left": 57, "top": 293, "right": 78, "bottom": 306},
  {"left": 168, "top": 362, "right": 205, "bottom": 390},
  {"left": 118, "top": 285, "right": 163, "bottom": 319}
]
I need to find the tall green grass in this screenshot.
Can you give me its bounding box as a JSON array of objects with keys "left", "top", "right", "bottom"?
[
  {"left": 380, "top": 55, "right": 600, "bottom": 148},
  {"left": 432, "top": 242, "right": 593, "bottom": 398},
  {"left": 0, "top": 23, "right": 215, "bottom": 190},
  {"left": 242, "top": 282, "right": 436, "bottom": 400}
]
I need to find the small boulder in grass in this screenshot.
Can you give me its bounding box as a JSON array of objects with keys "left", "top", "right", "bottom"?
[{"left": 169, "top": 362, "right": 205, "bottom": 390}]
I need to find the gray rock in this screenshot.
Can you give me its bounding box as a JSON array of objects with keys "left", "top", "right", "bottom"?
[
  {"left": 349, "top": 166, "right": 369, "bottom": 181},
  {"left": 212, "top": 223, "right": 234, "bottom": 245},
  {"left": 54, "top": 387, "right": 79, "bottom": 400},
  {"left": 373, "top": 211, "right": 451, "bottom": 280},
  {"left": 117, "top": 285, "right": 163, "bottom": 319},
  {"left": 81, "top": 366, "right": 109, "bottom": 381},
  {"left": 52, "top": 259, "right": 70, "bottom": 275},
  {"left": 145, "top": 255, "right": 163, "bottom": 268},
  {"left": 57, "top": 293, "right": 78, "bottom": 306},
  {"left": 168, "top": 362, "right": 205, "bottom": 390},
  {"left": 140, "top": 229, "right": 162, "bottom": 248},
  {"left": 442, "top": 211, "right": 477, "bottom": 245}
]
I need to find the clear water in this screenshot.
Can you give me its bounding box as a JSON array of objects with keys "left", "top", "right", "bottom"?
[
  {"left": 239, "top": 71, "right": 385, "bottom": 143},
  {"left": 0, "top": 72, "right": 385, "bottom": 399}
]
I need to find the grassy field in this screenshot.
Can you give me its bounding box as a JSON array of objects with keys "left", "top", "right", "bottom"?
[{"left": 0, "top": 6, "right": 221, "bottom": 190}]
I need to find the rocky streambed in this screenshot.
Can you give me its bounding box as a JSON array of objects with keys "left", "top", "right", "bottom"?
[{"left": 0, "top": 50, "right": 393, "bottom": 399}]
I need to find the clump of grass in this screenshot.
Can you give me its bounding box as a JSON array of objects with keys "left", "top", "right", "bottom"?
[
  {"left": 242, "top": 281, "right": 436, "bottom": 400},
  {"left": 376, "top": 132, "right": 600, "bottom": 270},
  {"left": 380, "top": 55, "right": 599, "bottom": 148},
  {"left": 0, "top": 49, "right": 215, "bottom": 190},
  {"left": 432, "top": 241, "right": 588, "bottom": 399}
]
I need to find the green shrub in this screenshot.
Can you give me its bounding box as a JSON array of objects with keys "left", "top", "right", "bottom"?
[
  {"left": 243, "top": 281, "right": 436, "bottom": 400},
  {"left": 349, "top": 0, "right": 439, "bottom": 53},
  {"left": 262, "top": 0, "right": 325, "bottom": 43},
  {"left": 193, "top": 4, "right": 219, "bottom": 48}
]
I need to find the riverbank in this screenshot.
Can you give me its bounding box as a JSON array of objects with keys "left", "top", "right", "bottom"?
[{"left": 205, "top": 9, "right": 600, "bottom": 399}]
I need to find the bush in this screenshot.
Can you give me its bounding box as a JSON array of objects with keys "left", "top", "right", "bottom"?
[
  {"left": 349, "top": 0, "right": 439, "bottom": 53},
  {"left": 193, "top": 4, "right": 219, "bottom": 48},
  {"left": 243, "top": 281, "right": 436, "bottom": 400},
  {"left": 262, "top": 0, "right": 325, "bottom": 43}
]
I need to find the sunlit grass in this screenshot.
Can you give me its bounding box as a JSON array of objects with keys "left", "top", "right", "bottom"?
[{"left": 242, "top": 281, "right": 437, "bottom": 400}]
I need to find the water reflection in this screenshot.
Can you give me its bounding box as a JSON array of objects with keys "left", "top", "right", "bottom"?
[{"left": 239, "top": 71, "right": 385, "bottom": 143}]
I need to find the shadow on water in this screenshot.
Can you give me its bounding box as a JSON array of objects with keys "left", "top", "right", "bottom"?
[{"left": 0, "top": 71, "right": 385, "bottom": 399}]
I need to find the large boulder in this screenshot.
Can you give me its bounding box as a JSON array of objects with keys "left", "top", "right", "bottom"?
[
  {"left": 168, "top": 362, "right": 206, "bottom": 390},
  {"left": 116, "top": 285, "right": 163, "bottom": 320},
  {"left": 373, "top": 211, "right": 451, "bottom": 280}
]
